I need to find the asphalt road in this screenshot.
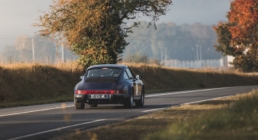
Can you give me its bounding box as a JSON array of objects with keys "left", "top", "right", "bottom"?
[{"left": 0, "top": 86, "right": 258, "bottom": 140}]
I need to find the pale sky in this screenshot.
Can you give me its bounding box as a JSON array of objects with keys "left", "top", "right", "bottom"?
[{"left": 0, "top": 0, "right": 230, "bottom": 50}]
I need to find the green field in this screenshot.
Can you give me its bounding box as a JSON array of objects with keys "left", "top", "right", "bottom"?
[{"left": 0, "top": 62, "right": 258, "bottom": 108}]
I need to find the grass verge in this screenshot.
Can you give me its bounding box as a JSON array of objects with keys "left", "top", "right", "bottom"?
[
  {"left": 0, "top": 62, "right": 82, "bottom": 108},
  {"left": 52, "top": 90, "right": 258, "bottom": 140},
  {"left": 0, "top": 62, "right": 258, "bottom": 108},
  {"left": 144, "top": 90, "right": 258, "bottom": 140}
]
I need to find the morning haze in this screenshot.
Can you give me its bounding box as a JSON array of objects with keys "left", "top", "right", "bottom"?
[{"left": 0, "top": 0, "right": 230, "bottom": 61}]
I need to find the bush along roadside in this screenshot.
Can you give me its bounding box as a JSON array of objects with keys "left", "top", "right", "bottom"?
[{"left": 0, "top": 63, "right": 258, "bottom": 108}]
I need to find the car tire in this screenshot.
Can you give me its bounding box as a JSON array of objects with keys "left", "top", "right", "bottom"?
[
  {"left": 136, "top": 89, "right": 144, "bottom": 107},
  {"left": 90, "top": 103, "right": 98, "bottom": 107},
  {"left": 124, "top": 89, "right": 134, "bottom": 108},
  {"left": 74, "top": 99, "right": 85, "bottom": 109}
]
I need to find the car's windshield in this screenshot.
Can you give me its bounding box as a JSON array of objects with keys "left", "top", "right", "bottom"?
[{"left": 87, "top": 68, "right": 121, "bottom": 78}]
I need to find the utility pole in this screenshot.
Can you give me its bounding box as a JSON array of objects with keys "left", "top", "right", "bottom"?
[
  {"left": 200, "top": 45, "right": 202, "bottom": 61},
  {"left": 196, "top": 44, "right": 199, "bottom": 61},
  {"left": 164, "top": 47, "right": 167, "bottom": 66},
  {"left": 32, "top": 38, "right": 35, "bottom": 62},
  {"left": 61, "top": 44, "right": 64, "bottom": 62},
  {"left": 165, "top": 47, "right": 167, "bottom": 59},
  {"left": 199, "top": 45, "right": 202, "bottom": 67},
  {"left": 160, "top": 46, "right": 163, "bottom": 62}
]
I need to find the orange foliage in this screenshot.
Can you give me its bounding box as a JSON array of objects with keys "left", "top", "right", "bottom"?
[
  {"left": 213, "top": 0, "right": 258, "bottom": 71},
  {"left": 228, "top": 0, "right": 258, "bottom": 40}
]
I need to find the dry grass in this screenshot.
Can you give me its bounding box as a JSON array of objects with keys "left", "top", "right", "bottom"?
[
  {"left": 0, "top": 62, "right": 84, "bottom": 107},
  {"left": 0, "top": 62, "right": 258, "bottom": 108},
  {"left": 0, "top": 61, "right": 83, "bottom": 72},
  {"left": 144, "top": 90, "right": 258, "bottom": 140},
  {"left": 129, "top": 63, "right": 258, "bottom": 93}
]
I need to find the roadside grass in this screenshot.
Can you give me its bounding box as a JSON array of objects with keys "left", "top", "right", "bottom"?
[
  {"left": 144, "top": 90, "right": 258, "bottom": 140},
  {"left": 129, "top": 63, "right": 258, "bottom": 92},
  {"left": 0, "top": 62, "right": 83, "bottom": 108},
  {"left": 1, "top": 62, "right": 258, "bottom": 108},
  {"left": 53, "top": 90, "right": 258, "bottom": 140}
]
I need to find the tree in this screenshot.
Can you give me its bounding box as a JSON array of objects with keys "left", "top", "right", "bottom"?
[
  {"left": 36, "top": 0, "right": 172, "bottom": 67},
  {"left": 214, "top": 0, "right": 258, "bottom": 72}
]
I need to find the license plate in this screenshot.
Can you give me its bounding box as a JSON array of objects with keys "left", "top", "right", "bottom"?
[{"left": 89, "top": 94, "right": 108, "bottom": 99}]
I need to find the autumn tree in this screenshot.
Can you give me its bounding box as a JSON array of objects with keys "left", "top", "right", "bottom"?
[
  {"left": 36, "top": 0, "right": 172, "bottom": 67},
  {"left": 214, "top": 0, "right": 258, "bottom": 72}
]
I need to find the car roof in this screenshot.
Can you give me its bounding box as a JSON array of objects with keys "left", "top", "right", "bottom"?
[{"left": 87, "top": 64, "right": 128, "bottom": 70}]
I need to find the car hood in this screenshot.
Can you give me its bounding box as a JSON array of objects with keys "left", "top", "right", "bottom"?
[{"left": 83, "top": 77, "right": 118, "bottom": 89}]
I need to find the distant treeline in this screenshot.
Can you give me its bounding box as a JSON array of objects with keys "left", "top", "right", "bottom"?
[
  {"left": 0, "top": 34, "right": 77, "bottom": 63},
  {"left": 124, "top": 22, "right": 221, "bottom": 62},
  {"left": 0, "top": 22, "right": 221, "bottom": 64}
]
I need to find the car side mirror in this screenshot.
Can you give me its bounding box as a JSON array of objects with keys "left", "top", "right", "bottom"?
[
  {"left": 136, "top": 75, "right": 142, "bottom": 80},
  {"left": 80, "top": 76, "right": 84, "bottom": 80}
]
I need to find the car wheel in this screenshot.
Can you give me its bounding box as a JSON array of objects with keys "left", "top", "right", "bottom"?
[
  {"left": 124, "top": 90, "right": 134, "bottom": 108},
  {"left": 74, "top": 99, "right": 85, "bottom": 109},
  {"left": 90, "top": 103, "right": 98, "bottom": 107},
  {"left": 136, "top": 90, "right": 144, "bottom": 107}
]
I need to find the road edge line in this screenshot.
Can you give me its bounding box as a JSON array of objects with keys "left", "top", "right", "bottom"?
[
  {"left": 182, "top": 95, "right": 233, "bottom": 105},
  {"left": 8, "top": 119, "right": 107, "bottom": 140},
  {"left": 142, "top": 107, "right": 169, "bottom": 113},
  {"left": 0, "top": 105, "right": 74, "bottom": 117},
  {"left": 0, "top": 86, "right": 245, "bottom": 117},
  {"left": 142, "top": 95, "right": 233, "bottom": 113},
  {"left": 145, "top": 87, "right": 230, "bottom": 98}
]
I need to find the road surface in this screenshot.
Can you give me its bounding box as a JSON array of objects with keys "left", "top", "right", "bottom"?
[{"left": 0, "top": 86, "right": 257, "bottom": 140}]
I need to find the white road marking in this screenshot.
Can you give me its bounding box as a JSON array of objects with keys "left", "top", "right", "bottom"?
[
  {"left": 142, "top": 95, "right": 233, "bottom": 113},
  {"left": 0, "top": 105, "right": 74, "bottom": 117},
  {"left": 142, "top": 107, "right": 169, "bottom": 113},
  {"left": 182, "top": 95, "right": 232, "bottom": 105},
  {"left": 8, "top": 119, "right": 107, "bottom": 140},
  {"left": 0, "top": 87, "right": 232, "bottom": 117},
  {"left": 145, "top": 87, "right": 230, "bottom": 98}
]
